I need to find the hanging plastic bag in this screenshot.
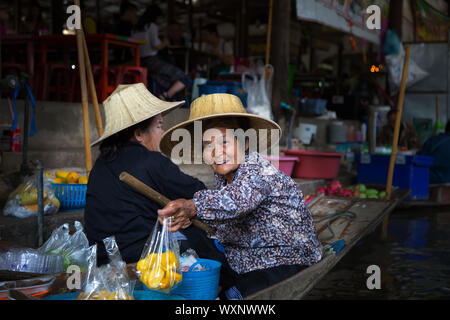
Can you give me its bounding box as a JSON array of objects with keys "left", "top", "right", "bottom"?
[
  {"left": 384, "top": 43, "right": 429, "bottom": 95},
  {"left": 136, "top": 218, "right": 182, "bottom": 293},
  {"left": 38, "top": 222, "right": 90, "bottom": 272},
  {"left": 242, "top": 62, "right": 274, "bottom": 120},
  {"left": 77, "top": 237, "right": 135, "bottom": 300},
  {"left": 3, "top": 174, "right": 60, "bottom": 218}
]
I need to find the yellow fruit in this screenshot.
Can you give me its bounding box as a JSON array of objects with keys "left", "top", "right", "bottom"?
[
  {"left": 67, "top": 172, "right": 79, "bottom": 184},
  {"left": 18, "top": 189, "right": 48, "bottom": 205},
  {"left": 24, "top": 204, "right": 38, "bottom": 213},
  {"left": 174, "top": 272, "right": 182, "bottom": 283},
  {"left": 50, "top": 197, "right": 60, "bottom": 208},
  {"left": 146, "top": 268, "right": 165, "bottom": 289},
  {"left": 78, "top": 176, "right": 88, "bottom": 184},
  {"left": 137, "top": 258, "right": 149, "bottom": 272},
  {"left": 44, "top": 172, "right": 53, "bottom": 179},
  {"left": 53, "top": 178, "right": 65, "bottom": 184},
  {"left": 55, "top": 171, "right": 69, "bottom": 179},
  {"left": 107, "top": 292, "right": 117, "bottom": 300},
  {"left": 160, "top": 250, "right": 179, "bottom": 269},
  {"left": 160, "top": 274, "right": 171, "bottom": 289}
]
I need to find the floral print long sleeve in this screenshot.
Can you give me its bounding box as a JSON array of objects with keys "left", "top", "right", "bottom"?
[{"left": 192, "top": 152, "right": 323, "bottom": 274}]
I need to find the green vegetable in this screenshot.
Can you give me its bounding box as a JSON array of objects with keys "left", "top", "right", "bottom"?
[
  {"left": 379, "top": 191, "right": 387, "bottom": 199},
  {"left": 359, "top": 193, "right": 367, "bottom": 199}
]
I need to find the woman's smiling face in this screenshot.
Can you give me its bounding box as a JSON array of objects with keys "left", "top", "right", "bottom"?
[{"left": 202, "top": 127, "right": 247, "bottom": 181}]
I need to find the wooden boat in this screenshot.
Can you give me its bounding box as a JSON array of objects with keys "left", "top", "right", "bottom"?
[
  {"left": 246, "top": 189, "right": 410, "bottom": 300},
  {"left": 398, "top": 183, "right": 450, "bottom": 209}
]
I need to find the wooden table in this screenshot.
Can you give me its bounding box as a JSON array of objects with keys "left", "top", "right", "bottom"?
[{"left": 38, "top": 34, "right": 146, "bottom": 101}]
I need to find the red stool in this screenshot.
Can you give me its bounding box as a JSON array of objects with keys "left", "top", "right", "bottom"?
[{"left": 41, "top": 64, "right": 74, "bottom": 102}]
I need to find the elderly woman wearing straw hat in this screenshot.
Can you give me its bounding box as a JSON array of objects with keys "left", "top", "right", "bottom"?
[
  {"left": 158, "top": 93, "right": 323, "bottom": 298},
  {"left": 84, "top": 84, "right": 232, "bottom": 273}
]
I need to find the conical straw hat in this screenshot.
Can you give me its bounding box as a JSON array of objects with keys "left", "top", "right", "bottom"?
[
  {"left": 91, "top": 83, "right": 184, "bottom": 147},
  {"left": 159, "top": 93, "right": 282, "bottom": 163}
]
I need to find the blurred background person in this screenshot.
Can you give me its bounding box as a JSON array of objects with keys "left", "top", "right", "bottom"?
[
  {"left": 417, "top": 121, "right": 450, "bottom": 184},
  {"left": 132, "top": 4, "right": 191, "bottom": 101},
  {"left": 199, "top": 23, "right": 234, "bottom": 76},
  {"left": 377, "top": 109, "right": 421, "bottom": 150},
  {"left": 110, "top": 1, "right": 139, "bottom": 64}
]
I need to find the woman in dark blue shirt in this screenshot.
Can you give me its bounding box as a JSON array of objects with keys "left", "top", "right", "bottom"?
[{"left": 84, "top": 84, "right": 226, "bottom": 270}]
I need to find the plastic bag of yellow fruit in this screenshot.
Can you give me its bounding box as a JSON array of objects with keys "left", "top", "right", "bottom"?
[
  {"left": 3, "top": 174, "right": 60, "bottom": 218},
  {"left": 77, "top": 237, "right": 136, "bottom": 300},
  {"left": 137, "top": 218, "right": 182, "bottom": 293}
]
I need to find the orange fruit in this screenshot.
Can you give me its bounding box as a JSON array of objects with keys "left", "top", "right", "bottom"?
[
  {"left": 67, "top": 172, "right": 79, "bottom": 184},
  {"left": 78, "top": 176, "right": 88, "bottom": 184}
]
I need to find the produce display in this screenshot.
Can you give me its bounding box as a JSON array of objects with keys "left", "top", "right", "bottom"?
[
  {"left": 48, "top": 171, "right": 88, "bottom": 184},
  {"left": 305, "top": 181, "right": 387, "bottom": 204},
  {"left": 3, "top": 175, "right": 60, "bottom": 218},
  {"left": 137, "top": 250, "right": 182, "bottom": 290}
]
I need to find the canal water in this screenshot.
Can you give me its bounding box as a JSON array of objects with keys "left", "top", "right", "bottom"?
[{"left": 305, "top": 209, "right": 450, "bottom": 299}]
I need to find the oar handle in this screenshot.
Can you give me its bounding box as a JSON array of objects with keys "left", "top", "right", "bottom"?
[{"left": 119, "top": 171, "right": 215, "bottom": 234}]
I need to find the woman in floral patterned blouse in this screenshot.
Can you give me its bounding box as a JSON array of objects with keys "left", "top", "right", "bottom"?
[{"left": 158, "top": 94, "right": 323, "bottom": 298}]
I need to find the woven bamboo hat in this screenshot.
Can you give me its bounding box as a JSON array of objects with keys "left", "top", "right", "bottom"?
[
  {"left": 159, "top": 93, "right": 282, "bottom": 162},
  {"left": 91, "top": 83, "right": 184, "bottom": 147}
]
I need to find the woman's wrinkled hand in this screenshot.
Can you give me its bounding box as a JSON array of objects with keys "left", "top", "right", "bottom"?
[{"left": 157, "top": 199, "right": 197, "bottom": 233}]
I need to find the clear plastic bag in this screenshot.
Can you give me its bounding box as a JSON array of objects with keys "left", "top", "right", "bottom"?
[
  {"left": 242, "top": 62, "right": 274, "bottom": 120},
  {"left": 3, "top": 174, "right": 60, "bottom": 218},
  {"left": 179, "top": 248, "right": 206, "bottom": 272},
  {"left": 0, "top": 248, "right": 64, "bottom": 274},
  {"left": 136, "top": 218, "right": 182, "bottom": 293},
  {"left": 385, "top": 43, "right": 429, "bottom": 95},
  {"left": 77, "top": 236, "right": 135, "bottom": 300},
  {"left": 38, "top": 221, "right": 90, "bottom": 272}
]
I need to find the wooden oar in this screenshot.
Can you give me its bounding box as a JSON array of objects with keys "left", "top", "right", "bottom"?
[
  {"left": 381, "top": 45, "right": 412, "bottom": 240},
  {"left": 119, "top": 171, "right": 215, "bottom": 235}
]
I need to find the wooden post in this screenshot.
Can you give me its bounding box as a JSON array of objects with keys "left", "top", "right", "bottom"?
[
  {"left": 82, "top": 35, "right": 103, "bottom": 137},
  {"left": 270, "top": 0, "right": 291, "bottom": 121},
  {"left": 75, "top": 0, "right": 93, "bottom": 173},
  {"left": 381, "top": 45, "right": 412, "bottom": 240}
]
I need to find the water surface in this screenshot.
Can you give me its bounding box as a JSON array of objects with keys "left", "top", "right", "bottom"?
[{"left": 305, "top": 209, "right": 450, "bottom": 299}]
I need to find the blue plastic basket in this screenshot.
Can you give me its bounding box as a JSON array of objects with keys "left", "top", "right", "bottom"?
[
  {"left": 142, "top": 259, "right": 221, "bottom": 300},
  {"left": 51, "top": 183, "right": 87, "bottom": 211},
  {"left": 171, "top": 258, "right": 221, "bottom": 300}
]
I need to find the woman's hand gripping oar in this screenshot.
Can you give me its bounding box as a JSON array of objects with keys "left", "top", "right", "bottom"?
[{"left": 119, "top": 171, "right": 215, "bottom": 234}]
